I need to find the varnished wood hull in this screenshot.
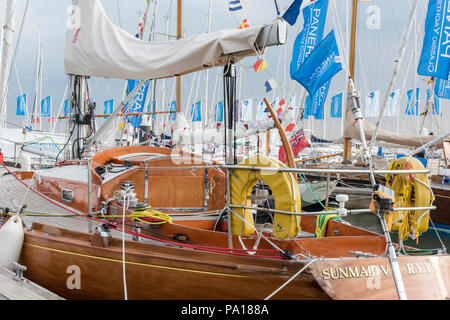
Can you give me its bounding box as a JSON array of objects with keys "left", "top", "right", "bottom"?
[{"left": 20, "top": 223, "right": 329, "bottom": 300}]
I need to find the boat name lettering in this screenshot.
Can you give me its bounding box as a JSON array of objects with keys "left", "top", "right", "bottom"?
[
  {"left": 321, "top": 265, "right": 390, "bottom": 280},
  {"left": 405, "top": 262, "right": 439, "bottom": 275}
]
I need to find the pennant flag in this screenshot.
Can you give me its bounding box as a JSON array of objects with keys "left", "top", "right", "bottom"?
[
  {"left": 16, "top": 94, "right": 26, "bottom": 116},
  {"left": 384, "top": 89, "right": 399, "bottom": 117},
  {"left": 229, "top": 0, "right": 243, "bottom": 11},
  {"left": 283, "top": 0, "right": 304, "bottom": 25},
  {"left": 63, "top": 99, "right": 69, "bottom": 117},
  {"left": 435, "top": 77, "right": 450, "bottom": 100},
  {"left": 265, "top": 78, "right": 277, "bottom": 92},
  {"left": 104, "top": 99, "right": 113, "bottom": 119},
  {"left": 123, "top": 80, "right": 150, "bottom": 128},
  {"left": 293, "top": 30, "right": 342, "bottom": 97},
  {"left": 241, "top": 98, "right": 254, "bottom": 122},
  {"left": 277, "top": 99, "right": 286, "bottom": 115},
  {"left": 191, "top": 100, "right": 202, "bottom": 122},
  {"left": 418, "top": 0, "right": 450, "bottom": 80},
  {"left": 47, "top": 117, "right": 55, "bottom": 123},
  {"left": 278, "top": 129, "right": 309, "bottom": 163},
  {"left": 168, "top": 101, "right": 177, "bottom": 121},
  {"left": 330, "top": 93, "right": 342, "bottom": 118},
  {"left": 365, "top": 90, "right": 380, "bottom": 117},
  {"left": 40, "top": 96, "right": 51, "bottom": 117},
  {"left": 238, "top": 19, "right": 250, "bottom": 29},
  {"left": 253, "top": 59, "right": 268, "bottom": 72},
  {"left": 290, "top": 0, "right": 329, "bottom": 79}
]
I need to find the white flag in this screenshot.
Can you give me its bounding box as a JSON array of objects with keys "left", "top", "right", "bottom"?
[
  {"left": 385, "top": 89, "right": 399, "bottom": 117},
  {"left": 241, "top": 98, "right": 254, "bottom": 122}
]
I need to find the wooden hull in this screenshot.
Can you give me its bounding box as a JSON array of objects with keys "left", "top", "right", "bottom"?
[
  {"left": 20, "top": 223, "right": 329, "bottom": 300},
  {"left": 19, "top": 222, "right": 450, "bottom": 300},
  {"left": 430, "top": 183, "right": 450, "bottom": 227}
]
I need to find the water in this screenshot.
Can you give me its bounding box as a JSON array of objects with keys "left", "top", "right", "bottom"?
[{"left": 342, "top": 213, "right": 450, "bottom": 251}]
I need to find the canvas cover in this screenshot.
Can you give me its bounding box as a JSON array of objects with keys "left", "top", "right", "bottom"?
[{"left": 65, "top": 0, "right": 266, "bottom": 80}]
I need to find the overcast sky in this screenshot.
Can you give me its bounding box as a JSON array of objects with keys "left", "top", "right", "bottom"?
[{"left": 0, "top": 0, "right": 447, "bottom": 139}]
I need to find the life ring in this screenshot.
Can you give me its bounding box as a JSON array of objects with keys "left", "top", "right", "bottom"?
[
  {"left": 385, "top": 156, "right": 432, "bottom": 241},
  {"left": 230, "top": 154, "right": 301, "bottom": 239}
]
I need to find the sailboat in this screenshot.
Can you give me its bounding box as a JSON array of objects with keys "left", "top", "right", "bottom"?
[{"left": 0, "top": 0, "right": 448, "bottom": 300}]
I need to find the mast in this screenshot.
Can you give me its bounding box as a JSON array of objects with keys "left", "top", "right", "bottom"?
[
  {"left": 0, "top": 0, "right": 16, "bottom": 127},
  {"left": 176, "top": 0, "right": 182, "bottom": 113},
  {"left": 342, "top": 0, "right": 358, "bottom": 163}
]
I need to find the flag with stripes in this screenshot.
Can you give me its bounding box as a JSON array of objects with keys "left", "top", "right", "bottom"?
[
  {"left": 229, "top": 0, "right": 243, "bottom": 11},
  {"left": 253, "top": 59, "right": 267, "bottom": 72}
]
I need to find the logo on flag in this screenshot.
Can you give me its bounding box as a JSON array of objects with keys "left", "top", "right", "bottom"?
[
  {"left": 293, "top": 30, "right": 342, "bottom": 97},
  {"left": 435, "top": 77, "right": 450, "bottom": 100},
  {"left": 123, "top": 80, "right": 150, "bottom": 128},
  {"left": 278, "top": 129, "right": 310, "bottom": 163},
  {"left": 191, "top": 101, "right": 202, "bottom": 122},
  {"left": 330, "top": 93, "right": 342, "bottom": 118},
  {"left": 385, "top": 89, "right": 399, "bottom": 117},
  {"left": 16, "top": 94, "right": 26, "bottom": 116},
  {"left": 405, "top": 89, "right": 419, "bottom": 116},
  {"left": 168, "top": 101, "right": 177, "bottom": 121},
  {"left": 241, "top": 99, "right": 254, "bottom": 122},
  {"left": 365, "top": 90, "right": 380, "bottom": 117},
  {"left": 41, "top": 96, "right": 51, "bottom": 117},
  {"left": 229, "top": 0, "right": 243, "bottom": 11},
  {"left": 104, "top": 99, "right": 113, "bottom": 115},
  {"left": 418, "top": 0, "right": 450, "bottom": 80}
]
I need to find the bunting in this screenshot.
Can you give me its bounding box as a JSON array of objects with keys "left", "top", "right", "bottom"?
[
  {"left": 238, "top": 19, "right": 250, "bottom": 29},
  {"left": 253, "top": 59, "right": 268, "bottom": 72}
]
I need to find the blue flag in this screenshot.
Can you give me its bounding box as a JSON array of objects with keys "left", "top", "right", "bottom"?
[
  {"left": 123, "top": 80, "right": 150, "bottom": 128},
  {"left": 40, "top": 96, "right": 51, "bottom": 117},
  {"left": 293, "top": 30, "right": 343, "bottom": 97},
  {"left": 418, "top": 0, "right": 450, "bottom": 80},
  {"left": 290, "top": 0, "right": 329, "bottom": 79},
  {"left": 311, "top": 81, "right": 329, "bottom": 119},
  {"left": 405, "top": 89, "right": 420, "bottom": 115},
  {"left": 229, "top": 0, "right": 243, "bottom": 11},
  {"left": 435, "top": 77, "right": 450, "bottom": 99},
  {"left": 191, "top": 101, "right": 202, "bottom": 122},
  {"left": 215, "top": 101, "right": 224, "bottom": 122},
  {"left": 168, "top": 101, "right": 177, "bottom": 121},
  {"left": 330, "top": 93, "right": 342, "bottom": 118},
  {"left": 64, "top": 99, "right": 70, "bottom": 117},
  {"left": 104, "top": 99, "right": 113, "bottom": 119},
  {"left": 16, "top": 94, "right": 26, "bottom": 116},
  {"left": 283, "top": 0, "right": 304, "bottom": 25}
]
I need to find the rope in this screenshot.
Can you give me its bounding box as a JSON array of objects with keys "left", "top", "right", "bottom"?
[
  {"left": 264, "top": 258, "right": 318, "bottom": 300},
  {"left": 0, "top": 163, "right": 283, "bottom": 259}
]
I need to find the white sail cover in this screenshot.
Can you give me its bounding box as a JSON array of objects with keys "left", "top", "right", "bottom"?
[{"left": 65, "top": 0, "right": 267, "bottom": 80}]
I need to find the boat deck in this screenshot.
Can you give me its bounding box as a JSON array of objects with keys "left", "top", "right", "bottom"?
[
  {"left": 0, "top": 266, "right": 63, "bottom": 300},
  {"left": 0, "top": 167, "right": 133, "bottom": 240}
]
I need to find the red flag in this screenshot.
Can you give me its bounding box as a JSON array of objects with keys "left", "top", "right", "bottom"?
[
  {"left": 238, "top": 19, "right": 250, "bottom": 29},
  {"left": 47, "top": 117, "right": 55, "bottom": 122},
  {"left": 285, "top": 123, "right": 295, "bottom": 132},
  {"left": 278, "top": 129, "right": 309, "bottom": 163}
]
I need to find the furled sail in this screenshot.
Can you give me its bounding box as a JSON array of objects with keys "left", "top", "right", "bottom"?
[
  {"left": 343, "top": 108, "right": 439, "bottom": 148},
  {"left": 65, "top": 0, "right": 273, "bottom": 80}
]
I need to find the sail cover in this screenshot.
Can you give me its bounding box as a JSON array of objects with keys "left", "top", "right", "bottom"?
[
  {"left": 343, "top": 109, "right": 439, "bottom": 148},
  {"left": 65, "top": 0, "right": 268, "bottom": 80}
]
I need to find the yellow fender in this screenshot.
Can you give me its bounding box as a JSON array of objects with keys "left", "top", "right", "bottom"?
[
  {"left": 385, "top": 157, "right": 432, "bottom": 240},
  {"left": 230, "top": 154, "right": 301, "bottom": 239}
]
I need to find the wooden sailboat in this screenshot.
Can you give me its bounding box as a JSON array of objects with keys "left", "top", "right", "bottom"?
[{"left": 0, "top": 0, "right": 448, "bottom": 300}]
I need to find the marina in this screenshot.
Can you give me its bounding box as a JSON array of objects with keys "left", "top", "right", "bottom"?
[{"left": 0, "top": 0, "right": 449, "bottom": 304}]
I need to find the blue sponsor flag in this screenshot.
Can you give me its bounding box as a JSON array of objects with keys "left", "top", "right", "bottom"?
[
  {"left": 290, "top": 0, "right": 329, "bottom": 79},
  {"left": 304, "top": 95, "right": 313, "bottom": 119},
  {"left": 104, "top": 99, "right": 113, "bottom": 119},
  {"left": 293, "top": 30, "right": 343, "bottom": 97},
  {"left": 16, "top": 94, "right": 26, "bottom": 116},
  {"left": 405, "top": 89, "right": 420, "bottom": 115},
  {"left": 123, "top": 80, "right": 150, "bottom": 128},
  {"left": 168, "top": 101, "right": 177, "bottom": 121},
  {"left": 435, "top": 77, "right": 450, "bottom": 100},
  {"left": 417, "top": 0, "right": 450, "bottom": 80},
  {"left": 330, "top": 93, "right": 342, "bottom": 118},
  {"left": 228, "top": 0, "right": 243, "bottom": 11},
  {"left": 311, "top": 81, "right": 330, "bottom": 119},
  {"left": 64, "top": 99, "right": 70, "bottom": 117},
  {"left": 191, "top": 101, "right": 202, "bottom": 122},
  {"left": 40, "top": 96, "right": 51, "bottom": 117},
  {"left": 214, "top": 101, "right": 224, "bottom": 122},
  {"left": 282, "top": 0, "right": 304, "bottom": 25}
]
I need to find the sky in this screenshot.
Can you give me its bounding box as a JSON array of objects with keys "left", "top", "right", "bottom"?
[{"left": 0, "top": 0, "right": 447, "bottom": 140}]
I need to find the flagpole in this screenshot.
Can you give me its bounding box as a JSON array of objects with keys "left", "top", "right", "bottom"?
[{"left": 176, "top": 0, "right": 182, "bottom": 114}]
